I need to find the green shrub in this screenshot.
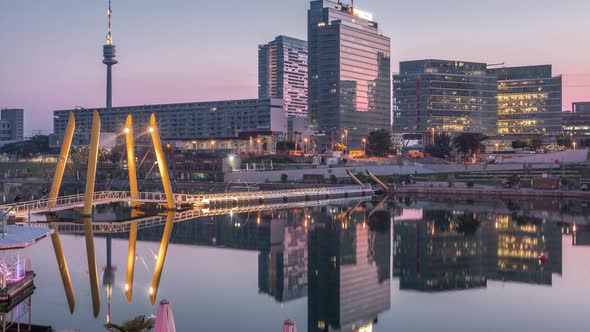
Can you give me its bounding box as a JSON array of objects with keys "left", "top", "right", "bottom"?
[
  {"left": 447, "top": 175, "right": 455, "bottom": 187},
  {"left": 329, "top": 174, "right": 337, "bottom": 184},
  {"left": 281, "top": 173, "right": 288, "bottom": 183}
]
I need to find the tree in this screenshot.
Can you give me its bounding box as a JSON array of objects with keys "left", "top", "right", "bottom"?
[
  {"left": 107, "top": 144, "right": 128, "bottom": 164},
  {"left": 332, "top": 143, "right": 346, "bottom": 152},
  {"left": 329, "top": 174, "right": 337, "bottom": 184},
  {"left": 280, "top": 173, "right": 288, "bottom": 183},
  {"left": 276, "top": 141, "right": 295, "bottom": 152},
  {"left": 0, "top": 135, "right": 50, "bottom": 158},
  {"left": 424, "top": 133, "right": 451, "bottom": 158},
  {"left": 367, "top": 129, "right": 392, "bottom": 157},
  {"left": 556, "top": 136, "right": 573, "bottom": 148},
  {"left": 104, "top": 315, "right": 155, "bottom": 332},
  {"left": 452, "top": 133, "right": 485, "bottom": 156},
  {"left": 512, "top": 139, "right": 542, "bottom": 150}
]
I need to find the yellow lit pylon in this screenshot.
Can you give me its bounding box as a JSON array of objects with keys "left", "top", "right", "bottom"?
[
  {"left": 49, "top": 112, "right": 75, "bottom": 206},
  {"left": 149, "top": 113, "right": 175, "bottom": 210},
  {"left": 83, "top": 111, "right": 101, "bottom": 216}
]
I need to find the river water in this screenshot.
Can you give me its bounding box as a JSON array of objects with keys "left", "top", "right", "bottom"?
[{"left": 18, "top": 196, "right": 590, "bottom": 331}]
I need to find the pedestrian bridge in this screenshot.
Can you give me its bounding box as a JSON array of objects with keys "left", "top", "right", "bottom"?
[
  {"left": 22, "top": 196, "right": 368, "bottom": 235},
  {"left": 3, "top": 186, "right": 376, "bottom": 221}
]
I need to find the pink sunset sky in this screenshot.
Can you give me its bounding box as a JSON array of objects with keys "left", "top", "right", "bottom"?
[{"left": 1, "top": 0, "right": 589, "bottom": 136}]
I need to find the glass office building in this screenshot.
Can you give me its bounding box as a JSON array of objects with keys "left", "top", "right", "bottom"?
[
  {"left": 308, "top": 0, "right": 391, "bottom": 150},
  {"left": 259, "top": 36, "right": 308, "bottom": 118},
  {"left": 393, "top": 59, "right": 498, "bottom": 135},
  {"left": 563, "top": 102, "right": 590, "bottom": 137},
  {"left": 487, "top": 65, "right": 562, "bottom": 136}
]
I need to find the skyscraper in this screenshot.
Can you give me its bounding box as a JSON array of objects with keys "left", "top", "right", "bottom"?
[
  {"left": 393, "top": 59, "right": 498, "bottom": 136},
  {"left": 259, "top": 36, "right": 308, "bottom": 119},
  {"left": 487, "top": 65, "right": 562, "bottom": 136},
  {"left": 308, "top": 0, "right": 391, "bottom": 150}
]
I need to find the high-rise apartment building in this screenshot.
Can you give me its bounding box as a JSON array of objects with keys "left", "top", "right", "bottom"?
[
  {"left": 54, "top": 99, "right": 285, "bottom": 146},
  {"left": 0, "top": 109, "right": 24, "bottom": 141},
  {"left": 393, "top": 60, "right": 498, "bottom": 135},
  {"left": 308, "top": 0, "right": 391, "bottom": 150},
  {"left": 259, "top": 36, "right": 308, "bottom": 118},
  {"left": 487, "top": 65, "right": 562, "bottom": 136}
]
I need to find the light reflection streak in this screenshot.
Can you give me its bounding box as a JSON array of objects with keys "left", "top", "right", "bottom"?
[
  {"left": 150, "top": 211, "right": 175, "bottom": 305},
  {"left": 83, "top": 216, "right": 101, "bottom": 317},
  {"left": 49, "top": 224, "right": 75, "bottom": 314}
]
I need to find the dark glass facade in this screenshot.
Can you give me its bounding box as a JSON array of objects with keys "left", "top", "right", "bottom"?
[
  {"left": 563, "top": 102, "right": 590, "bottom": 137},
  {"left": 393, "top": 59, "right": 498, "bottom": 135},
  {"left": 308, "top": 0, "right": 391, "bottom": 150},
  {"left": 259, "top": 36, "right": 308, "bottom": 118},
  {"left": 488, "top": 65, "right": 562, "bottom": 136}
]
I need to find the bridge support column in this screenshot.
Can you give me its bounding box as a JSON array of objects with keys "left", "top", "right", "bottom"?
[
  {"left": 124, "top": 115, "right": 139, "bottom": 207},
  {"left": 49, "top": 112, "right": 75, "bottom": 206},
  {"left": 346, "top": 169, "right": 366, "bottom": 186},
  {"left": 83, "top": 111, "right": 101, "bottom": 217},
  {"left": 366, "top": 170, "right": 390, "bottom": 192},
  {"left": 149, "top": 114, "right": 175, "bottom": 210}
]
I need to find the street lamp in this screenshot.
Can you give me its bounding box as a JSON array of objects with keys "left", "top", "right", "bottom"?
[
  {"left": 573, "top": 141, "right": 576, "bottom": 150},
  {"left": 257, "top": 139, "right": 262, "bottom": 154},
  {"left": 304, "top": 138, "right": 308, "bottom": 155},
  {"left": 495, "top": 143, "right": 499, "bottom": 154},
  {"left": 362, "top": 138, "right": 367, "bottom": 158},
  {"left": 210, "top": 140, "right": 216, "bottom": 151},
  {"left": 343, "top": 129, "right": 349, "bottom": 147}
]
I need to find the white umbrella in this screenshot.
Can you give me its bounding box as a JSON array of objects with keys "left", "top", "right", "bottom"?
[{"left": 154, "top": 299, "right": 176, "bottom": 332}]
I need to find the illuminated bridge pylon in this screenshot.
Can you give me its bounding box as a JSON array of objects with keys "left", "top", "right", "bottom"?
[{"left": 48, "top": 112, "right": 176, "bottom": 215}]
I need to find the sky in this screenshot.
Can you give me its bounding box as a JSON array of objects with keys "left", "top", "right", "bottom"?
[{"left": 1, "top": 0, "right": 589, "bottom": 136}]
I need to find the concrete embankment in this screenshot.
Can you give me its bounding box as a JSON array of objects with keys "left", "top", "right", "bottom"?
[{"left": 394, "top": 186, "right": 590, "bottom": 199}]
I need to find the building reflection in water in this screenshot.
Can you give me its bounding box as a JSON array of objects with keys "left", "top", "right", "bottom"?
[
  {"left": 47, "top": 196, "right": 580, "bottom": 329},
  {"left": 572, "top": 224, "right": 590, "bottom": 246},
  {"left": 308, "top": 203, "right": 391, "bottom": 332},
  {"left": 258, "top": 209, "right": 309, "bottom": 302},
  {"left": 394, "top": 208, "right": 563, "bottom": 291}
]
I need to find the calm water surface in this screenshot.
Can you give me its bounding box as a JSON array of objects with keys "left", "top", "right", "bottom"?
[{"left": 20, "top": 196, "right": 590, "bottom": 331}]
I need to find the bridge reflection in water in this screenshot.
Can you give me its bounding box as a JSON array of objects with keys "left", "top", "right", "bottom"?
[{"left": 41, "top": 195, "right": 580, "bottom": 331}]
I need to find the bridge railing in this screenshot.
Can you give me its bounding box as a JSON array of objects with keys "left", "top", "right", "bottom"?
[
  {"left": 2, "top": 191, "right": 130, "bottom": 217},
  {"left": 2, "top": 185, "right": 375, "bottom": 218}
]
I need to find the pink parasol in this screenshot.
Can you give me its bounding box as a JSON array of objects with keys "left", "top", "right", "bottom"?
[
  {"left": 154, "top": 299, "right": 176, "bottom": 332},
  {"left": 282, "top": 319, "right": 297, "bottom": 332}
]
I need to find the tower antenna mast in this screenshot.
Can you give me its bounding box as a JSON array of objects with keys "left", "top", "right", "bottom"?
[{"left": 106, "top": 0, "right": 113, "bottom": 45}]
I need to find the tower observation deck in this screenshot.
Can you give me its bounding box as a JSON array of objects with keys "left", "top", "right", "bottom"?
[{"left": 103, "top": 0, "right": 118, "bottom": 109}]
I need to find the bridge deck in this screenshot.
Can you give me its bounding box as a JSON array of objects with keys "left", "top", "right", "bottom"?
[
  {"left": 21, "top": 197, "right": 369, "bottom": 234},
  {"left": 2, "top": 186, "right": 376, "bottom": 220}
]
